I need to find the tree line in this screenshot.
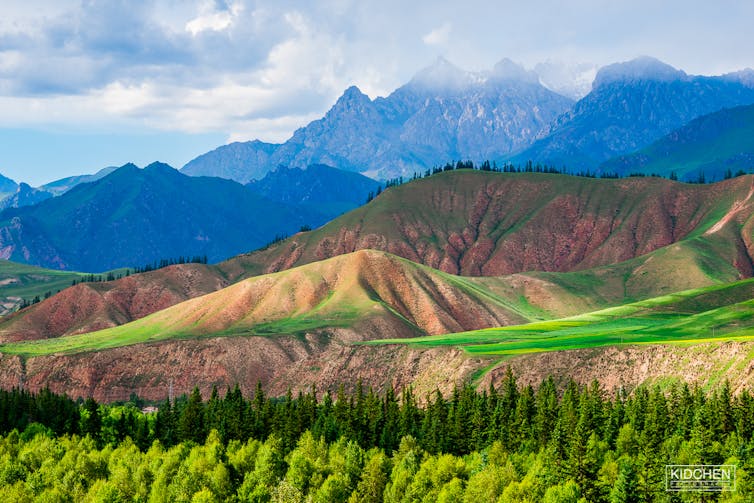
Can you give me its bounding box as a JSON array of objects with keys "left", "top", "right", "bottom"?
[
  {"left": 0, "top": 371, "right": 753, "bottom": 500},
  {"left": 364, "top": 159, "right": 750, "bottom": 203}
]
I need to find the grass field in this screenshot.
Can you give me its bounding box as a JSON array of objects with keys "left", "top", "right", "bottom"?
[{"left": 367, "top": 278, "right": 754, "bottom": 356}]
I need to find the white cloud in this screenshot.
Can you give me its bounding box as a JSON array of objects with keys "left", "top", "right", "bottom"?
[
  {"left": 185, "top": 1, "right": 243, "bottom": 36},
  {"left": 422, "top": 23, "right": 451, "bottom": 46}
]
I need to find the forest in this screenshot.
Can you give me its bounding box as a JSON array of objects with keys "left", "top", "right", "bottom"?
[{"left": 0, "top": 371, "right": 752, "bottom": 502}]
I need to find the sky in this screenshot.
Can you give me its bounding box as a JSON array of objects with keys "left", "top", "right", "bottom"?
[{"left": 1, "top": 0, "right": 753, "bottom": 186}]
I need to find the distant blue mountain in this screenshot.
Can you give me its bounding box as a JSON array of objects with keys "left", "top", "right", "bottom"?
[
  {"left": 40, "top": 166, "right": 119, "bottom": 195},
  {"left": 513, "top": 57, "right": 754, "bottom": 169},
  {"left": 0, "top": 183, "right": 53, "bottom": 210},
  {"left": 600, "top": 104, "right": 754, "bottom": 181},
  {"left": 0, "top": 163, "right": 311, "bottom": 271},
  {"left": 247, "top": 164, "right": 381, "bottom": 221},
  {"left": 0, "top": 173, "right": 18, "bottom": 199},
  {"left": 182, "top": 58, "right": 574, "bottom": 182}
]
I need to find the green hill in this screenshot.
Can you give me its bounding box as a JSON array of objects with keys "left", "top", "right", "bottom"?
[{"left": 371, "top": 277, "right": 754, "bottom": 357}]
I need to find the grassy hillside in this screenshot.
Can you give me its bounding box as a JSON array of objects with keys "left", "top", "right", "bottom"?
[
  {"left": 232, "top": 170, "right": 752, "bottom": 278},
  {"left": 371, "top": 278, "right": 754, "bottom": 357},
  {"left": 0, "top": 251, "right": 550, "bottom": 357}
]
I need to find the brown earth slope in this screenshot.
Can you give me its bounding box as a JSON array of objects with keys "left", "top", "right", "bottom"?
[{"left": 0, "top": 263, "right": 229, "bottom": 342}]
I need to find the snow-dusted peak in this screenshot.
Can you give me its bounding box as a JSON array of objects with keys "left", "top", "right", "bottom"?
[
  {"left": 534, "top": 60, "right": 598, "bottom": 100},
  {"left": 489, "top": 58, "right": 539, "bottom": 84},
  {"left": 409, "top": 56, "right": 475, "bottom": 91},
  {"left": 593, "top": 56, "right": 686, "bottom": 88}
]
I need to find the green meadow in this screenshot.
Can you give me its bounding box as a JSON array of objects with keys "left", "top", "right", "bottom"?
[{"left": 368, "top": 278, "right": 754, "bottom": 356}]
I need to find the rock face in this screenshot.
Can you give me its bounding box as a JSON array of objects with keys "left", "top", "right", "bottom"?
[
  {"left": 516, "top": 57, "right": 754, "bottom": 169},
  {"left": 182, "top": 58, "right": 574, "bottom": 182}
]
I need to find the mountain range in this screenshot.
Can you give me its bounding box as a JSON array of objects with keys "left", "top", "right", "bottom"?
[
  {"left": 0, "top": 163, "right": 311, "bottom": 271},
  {"left": 180, "top": 56, "right": 754, "bottom": 183},
  {"left": 516, "top": 57, "right": 754, "bottom": 169},
  {"left": 182, "top": 57, "right": 574, "bottom": 182}
]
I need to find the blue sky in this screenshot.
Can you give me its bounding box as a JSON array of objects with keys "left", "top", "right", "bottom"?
[{"left": 1, "top": 0, "right": 753, "bottom": 185}]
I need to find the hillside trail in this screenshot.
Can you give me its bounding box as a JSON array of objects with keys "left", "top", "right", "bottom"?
[{"left": 705, "top": 179, "right": 754, "bottom": 235}]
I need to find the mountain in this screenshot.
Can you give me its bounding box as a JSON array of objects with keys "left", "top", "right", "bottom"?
[
  {"left": 177, "top": 141, "right": 279, "bottom": 185},
  {"left": 5, "top": 171, "right": 754, "bottom": 399},
  {"left": 600, "top": 104, "right": 754, "bottom": 180},
  {"left": 515, "top": 57, "right": 754, "bottom": 169},
  {"left": 181, "top": 58, "right": 574, "bottom": 182},
  {"left": 0, "top": 173, "right": 18, "bottom": 200},
  {"left": 0, "top": 162, "right": 310, "bottom": 271},
  {"left": 246, "top": 164, "right": 381, "bottom": 220},
  {"left": 0, "top": 183, "right": 53, "bottom": 210},
  {"left": 40, "top": 166, "right": 119, "bottom": 195}
]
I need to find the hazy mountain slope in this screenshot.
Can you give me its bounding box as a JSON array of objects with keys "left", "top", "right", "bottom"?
[
  {"left": 0, "top": 183, "right": 53, "bottom": 210},
  {"left": 515, "top": 57, "right": 754, "bottom": 169},
  {"left": 182, "top": 58, "right": 573, "bottom": 182},
  {"left": 0, "top": 163, "right": 309, "bottom": 271},
  {"left": 246, "top": 164, "right": 380, "bottom": 220},
  {"left": 40, "top": 166, "right": 119, "bottom": 195},
  {"left": 234, "top": 170, "right": 752, "bottom": 277},
  {"left": 600, "top": 104, "right": 754, "bottom": 180},
  {"left": 0, "top": 173, "right": 18, "bottom": 200}
]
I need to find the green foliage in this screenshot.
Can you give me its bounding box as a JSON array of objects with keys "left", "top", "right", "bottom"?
[{"left": 1, "top": 376, "right": 754, "bottom": 501}]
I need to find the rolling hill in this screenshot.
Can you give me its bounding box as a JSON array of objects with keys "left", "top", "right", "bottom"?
[
  {"left": 234, "top": 170, "right": 754, "bottom": 278},
  {"left": 6, "top": 169, "right": 754, "bottom": 343},
  {"left": 4, "top": 252, "right": 754, "bottom": 400},
  {"left": 600, "top": 104, "right": 754, "bottom": 181},
  {"left": 0, "top": 250, "right": 545, "bottom": 356},
  {"left": 0, "top": 262, "right": 229, "bottom": 342}
]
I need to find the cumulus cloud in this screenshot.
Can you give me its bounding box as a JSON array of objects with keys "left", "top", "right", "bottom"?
[
  {"left": 0, "top": 0, "right": 752, "bottom": 147},
  {"left": 185, "top": 0, "right": 243, "bottom": 36}
]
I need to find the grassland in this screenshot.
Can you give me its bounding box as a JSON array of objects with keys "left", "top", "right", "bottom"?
[{"left": 368, "top": 278, "right": 754, "bottom": 356}]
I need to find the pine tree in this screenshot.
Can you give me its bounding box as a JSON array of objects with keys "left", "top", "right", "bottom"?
[{"left": 179, "top": 387, "right": 206, "bottom": 443}]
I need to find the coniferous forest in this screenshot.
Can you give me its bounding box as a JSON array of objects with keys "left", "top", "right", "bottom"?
[{"left": 0, "top": 372, "right": 752, "bottom": 501}]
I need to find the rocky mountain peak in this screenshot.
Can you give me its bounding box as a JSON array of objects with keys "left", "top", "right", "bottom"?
[{"left": 593, "top": 56, "right": 686, "bottom": 88}]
